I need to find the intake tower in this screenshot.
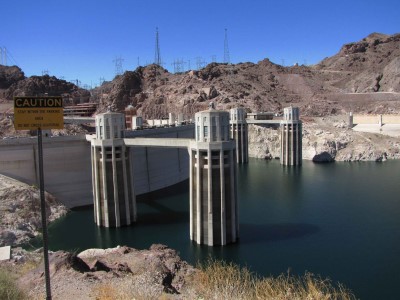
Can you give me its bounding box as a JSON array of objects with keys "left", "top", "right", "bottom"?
[
  {"left": 280, "top": 106, "right": 302, "bottom": 166},
  {"left": 91, "top": 112, "right": 136, "bottom": 227},
  {"left": 189, "top": 105, "right": 239, "bottom": 246},
  {"left": 230, "top": 107, "right": 248, "bottom": 163}
]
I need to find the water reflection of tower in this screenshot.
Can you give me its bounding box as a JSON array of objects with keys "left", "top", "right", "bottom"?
[{"left": 189, "top": 104, "right": 239, "bottom": 246}]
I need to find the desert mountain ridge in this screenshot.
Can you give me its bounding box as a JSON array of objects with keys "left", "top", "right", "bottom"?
[{"left": 1, "top": 32, "right": 399, "bottom": 118}]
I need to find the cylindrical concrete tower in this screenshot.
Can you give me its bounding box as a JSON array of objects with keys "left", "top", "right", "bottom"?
[
  {"left": 280, "top": 107, "right": 302, "bottom": 166},
  {"left": 230, "top": 108, "right": 248, "bottom": 163},
  {"left": 189, "top": 107, "right": 239, "bottom": 246},
  {"left": 91, "top": 112, "right": 136, "bottom": 227},
  {"left": 348, "top": 112, "right": 353, "bottom": 129}
]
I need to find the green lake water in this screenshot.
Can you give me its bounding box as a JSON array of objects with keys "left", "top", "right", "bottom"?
[{"left": 31, "top": 159, "right": 400, "bottom": 300}]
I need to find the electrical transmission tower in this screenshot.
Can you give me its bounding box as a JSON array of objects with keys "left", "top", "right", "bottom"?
[
  {"left": 0, "top": 47, "right": 7, "bottom": 65},
  {"left": 211, "top": 55, "right": 217, "bottom": 63},
  {"left": 71, "top": 79, "right": 81, "bottom": 87},
  {"left": 172, "top": 59, "right": 185, "bottom": 73},
  {"left": 42, "top": 70, "right": 49, "bottom": 76},
  {"left": 195, "top": 57, "right": 206, "bottom": 70},
  {"left": 154, "top": 27, "right": 162, "bottom": 66},
  {"left": 113, "top": 57, "right": 124, "bottom": 76},
  {"left": 224, "top": 28, "right": 230, "bottom": 64},
  {"left": 99, "top": 77, "right": 105, "bottom": 86}
]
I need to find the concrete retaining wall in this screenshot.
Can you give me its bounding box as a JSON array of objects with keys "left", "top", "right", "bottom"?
[
  {"left": 353, "top": 114, "right": 400, "bottom": 125},
  {"left": 0, "top": 126, "right": 194, "bottom": 208}
]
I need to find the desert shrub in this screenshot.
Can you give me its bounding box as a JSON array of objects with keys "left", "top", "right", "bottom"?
[{"left": 0, "top": 268, "right": 25, "bottom": 300}]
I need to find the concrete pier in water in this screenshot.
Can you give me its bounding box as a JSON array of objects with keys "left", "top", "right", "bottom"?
[
  {"left": 91, "top": 113, "right": 136, "bottom": 227},
  {"left": 189, "top": 107, "right": 238, "bottom": 245},
  {"left": 280, "top": 107, "right": 302, "bottom": 166},
  {"left": 230, "top": 108, "right": 248, "bottom": 164}
]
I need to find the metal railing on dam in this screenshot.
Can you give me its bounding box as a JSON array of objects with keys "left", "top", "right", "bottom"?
[{"left": 0, "top": 125, "right": 194, "bottom": 208}]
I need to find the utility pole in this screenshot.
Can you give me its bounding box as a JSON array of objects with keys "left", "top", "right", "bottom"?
[{"left": 224, "top": 29, "right": 230, "bottom": 64}]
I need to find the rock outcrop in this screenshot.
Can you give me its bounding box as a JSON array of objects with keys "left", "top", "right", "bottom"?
[
  {"left": 16, "top": 244, "right": 195, "bottom": 300},
  {"left": 0, "top": 65, "right": 90, "bottom": 105},
  {"left": 0, "top": 65, "right": 25, "bottom": 90},
  {"left": 5, "top": 74, "right": 90, "bottom": 102},
  {"left": 0, "top": 175, "right": 68, "bottom": 247}
]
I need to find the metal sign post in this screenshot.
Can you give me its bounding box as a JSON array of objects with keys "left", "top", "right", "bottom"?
[
  {"left": 37, "top": 127, "right": 52, "bottom": 300},
  {"left": 14, "top": 96, "right": 63, "bottom": 300}
]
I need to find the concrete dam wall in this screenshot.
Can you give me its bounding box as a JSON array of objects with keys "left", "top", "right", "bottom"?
[{"left": 0, "top": 126, "right": 194, "bottom": 208}]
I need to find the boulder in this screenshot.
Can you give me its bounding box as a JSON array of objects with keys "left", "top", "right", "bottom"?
[{"left": 312, "top": 152, "right": 335, "bottom": 163}]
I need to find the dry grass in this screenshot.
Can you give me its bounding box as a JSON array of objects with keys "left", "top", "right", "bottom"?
[
  {"left": 191, "top": 258, "right": 356, "bottom": 300},
  {"left": 93, "top": 272, "right": 166, "bottom": 300},
  {"left": 91, "top": 258, "right": 356, "bottom": 300},
  {"left": 0, "top": 267, "right": 26, "bottom": 300},
  {"left": 94, "top": 283, "right": 124, "bottom": 300}
]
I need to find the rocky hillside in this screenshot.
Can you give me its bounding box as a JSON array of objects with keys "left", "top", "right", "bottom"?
[
  {"left": 0, "top": 65, "right": 90, "bottom": 103},
  {"left": 92, "top": 32, "right": 400, "bottom": 119},
  {"left": 317, "top": 33, "right": 400, "bottom": 93},
  {"left": 0, "top": 175, "right": 68, "bottom": 247}
]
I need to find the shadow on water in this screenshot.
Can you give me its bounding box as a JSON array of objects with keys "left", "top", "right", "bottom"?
[
  {"left": 138, "top": 211, "right": 188, "bottom": 225},
  {"left": 239, "top": 223, "right": 319, "bottom": 244}
]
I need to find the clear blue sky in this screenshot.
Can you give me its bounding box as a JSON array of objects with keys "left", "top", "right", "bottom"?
[{"left": 2, "top": 0, "right": 399, "bottom": 88}]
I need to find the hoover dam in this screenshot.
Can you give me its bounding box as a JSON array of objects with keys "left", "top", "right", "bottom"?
[{"left": 0, "top": 125, "right": 194, "bottom": 208}]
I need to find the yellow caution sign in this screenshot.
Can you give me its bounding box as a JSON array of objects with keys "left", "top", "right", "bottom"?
[{"left": 14, "top": 96, "right": 64, "bottom": 130}]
